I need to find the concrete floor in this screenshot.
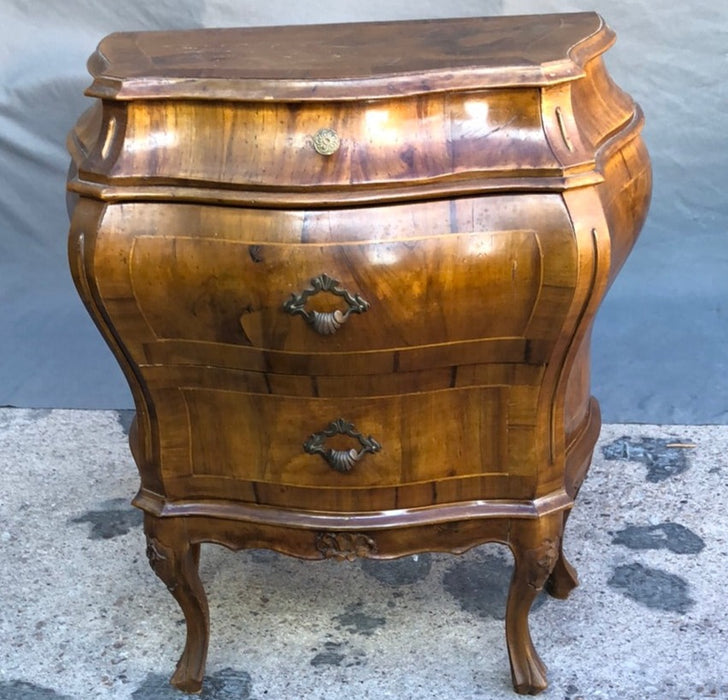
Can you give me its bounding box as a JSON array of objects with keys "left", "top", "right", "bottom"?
[{"left": 1, "top": 409, "right": 727, "bottom": 699}]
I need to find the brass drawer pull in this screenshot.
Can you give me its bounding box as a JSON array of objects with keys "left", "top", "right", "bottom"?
[
  {"left": 283, "top": 273, "right": 369, "bottom": 335},
  {"left": 303, "top": 419, "right": 382, "bottom": 473},
  {"left": 312, "top": 128, "right": 341, "bottom": 155}
]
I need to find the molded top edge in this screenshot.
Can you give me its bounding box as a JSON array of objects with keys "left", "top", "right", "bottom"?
[{"left": 86, "top": 12, "right": 614, "bottom": 101}]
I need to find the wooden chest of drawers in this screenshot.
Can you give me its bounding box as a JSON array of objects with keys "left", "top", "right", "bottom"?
[{"left": 67, "top": 13, "right": 651, "bottom": 695}]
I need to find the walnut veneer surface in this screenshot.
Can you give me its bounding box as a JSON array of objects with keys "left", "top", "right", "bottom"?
[{"left": 67, "top": 13, "right": 651, "bottom": 695}]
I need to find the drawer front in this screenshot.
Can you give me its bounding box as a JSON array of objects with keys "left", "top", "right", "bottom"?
[
  {"left": 131, "top": 231, "right": 541, "bottom": 352},
  {"left": 100, "top": 89, "right": 561, "bottom": 190},
  {"left": 112, "top": 195, "right": 577, "bottom": 360},
  {"left": 171, "top": 385, "right": 509, "bottom": 490}
]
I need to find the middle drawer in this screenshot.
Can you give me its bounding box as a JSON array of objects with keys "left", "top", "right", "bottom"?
[
  {"left": 95, "top": 195, "right": 578, "bottom": 370},
  {"left": 131, "top": 230, "right": 542, "bottom": 353}
]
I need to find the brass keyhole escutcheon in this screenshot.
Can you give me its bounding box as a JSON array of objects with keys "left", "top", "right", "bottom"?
[{"left": 312, "top": 128, "right": 341, "bottom": 156}]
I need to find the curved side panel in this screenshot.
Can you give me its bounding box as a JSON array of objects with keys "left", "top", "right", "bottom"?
[
  {"left": 529, "top": 190, "right": 609, "bottom": 497},
  {"left": 569, "top": 55, "right": 635, "bottom": 152},
  {"left": 600, "top": 132, "right": 653, "bottom": 288},
  {"left": 561, "top": 129, "right": 652, "bottom": 445},
  {"left": 67, "top": 197, "right": 161, "bottom": 494},
  {"left": 548, "top": 47, "right": 651, "bottom": 457},
  {"left": 546, "top": 189, "right": 611, "bottom": 486}
]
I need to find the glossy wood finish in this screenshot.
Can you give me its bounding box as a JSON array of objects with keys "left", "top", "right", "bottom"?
[
  {"left": 68, "top": 13, "right": 651, "bottom": 695},
  {"left": 85, "top": 14, "right": 611, "bottom": 100}
]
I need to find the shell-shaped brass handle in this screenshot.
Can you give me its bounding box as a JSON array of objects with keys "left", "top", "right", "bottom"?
[
  {"left": 312, "top": 128, "right": 340, "bottom": 155},
  {"left": 310, "top": 309, "right": 345, "bottom": 335},
  {"left": 303, "top": 419, "right": 381, "bottom": 473},
  {"left": 283, "top": 274, "right": 369, "bottom": 336}
]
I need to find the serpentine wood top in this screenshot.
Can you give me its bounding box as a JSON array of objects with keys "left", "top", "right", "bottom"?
[{"left": 87, "top": 12, "right": 613, "bottom": 101}]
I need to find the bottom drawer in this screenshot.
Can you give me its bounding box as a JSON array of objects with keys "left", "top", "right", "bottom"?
[{"left": 175, "top": 386, "right": 508, "bottom": 488}]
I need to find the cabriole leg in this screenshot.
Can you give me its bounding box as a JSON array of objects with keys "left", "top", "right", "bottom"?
[
  {"left": 506, "top": 514, "right": 563, "bottom": 695},
  {"left": 144, "top": 516, "right": 209, "bottom": 693}
]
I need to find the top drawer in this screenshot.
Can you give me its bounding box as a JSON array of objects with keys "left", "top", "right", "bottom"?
[{"left": 82, "top": 90, "right": 563, "bottom": 191}]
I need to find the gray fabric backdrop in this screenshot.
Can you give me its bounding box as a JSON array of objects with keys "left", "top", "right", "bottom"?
[{"left": 1, "top": 0, "right": 726, "bottom": 422}]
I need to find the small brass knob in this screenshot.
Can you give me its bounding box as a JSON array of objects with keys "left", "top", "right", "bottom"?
[{"left": 312, "top": 128, "right": 341, "bottom": 156}]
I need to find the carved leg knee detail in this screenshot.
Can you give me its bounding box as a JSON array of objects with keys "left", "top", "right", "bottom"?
[
  {"left": 145, "top": 528, "right": 209, "bottom": 694},
  {"left": 506, "top": 523, "right": 561, "bottom": 695}
]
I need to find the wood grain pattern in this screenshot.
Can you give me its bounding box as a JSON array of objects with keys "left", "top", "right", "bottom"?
[
  {"left": 182, "top": 385, "right": 507, "bottom": 486},
  {"left": 130, "top": 229, "right": 544, "bottom": 349},
  {"left": 67, "top": 14, "right": 651, "bottom": 695},
  {"left": 85, "top": 194, "right": 577, "bottom": 364}
]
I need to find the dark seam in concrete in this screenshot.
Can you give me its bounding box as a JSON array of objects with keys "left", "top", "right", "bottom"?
[
  {"left": 601, "top": 436, "right": 691, "bottom": 482},
  {"left": 608, "top": 563, "right": 694, "bottom": 614},
  {"left": 443, "top": 552, "right": 545, "bottom": 621},
  {"left": 0, "top": 680, "right": 72, "bottom": 699},
  {"left": 70, "top": 498, "right": 143, "bottom": 539},
  {"left": 310, "top": 641, "right": 346, "bottom": 667},
  {"left": 131, "top": 668, "right": 252, "bottom": 699},
  {"left": 611, "top": 523, "right": 705, "bottom": 554},
  {"left": 360, "top": 553, "right": 432, "bottom": 586},
  {"left": 333, "top": 602, "right": 386, "bottom": 636}
]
